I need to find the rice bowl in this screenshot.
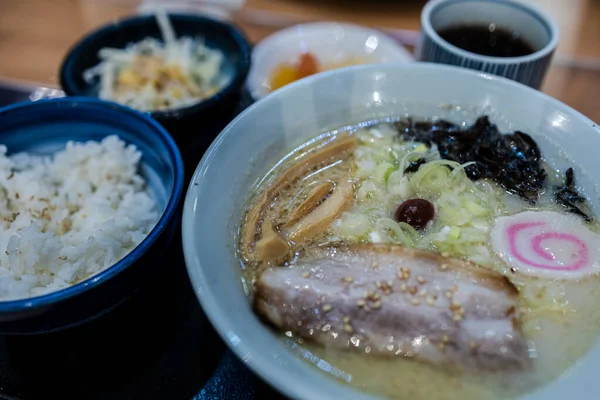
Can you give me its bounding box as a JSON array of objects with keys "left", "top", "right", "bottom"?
[
  {"left": 0, "top": 136, "right": 159, "bottom": 301},
  {"left": 0, "top": 97, "right": 183, "bottom": 334}
]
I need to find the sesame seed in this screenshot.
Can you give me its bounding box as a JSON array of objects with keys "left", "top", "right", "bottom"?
[
  {"left": 397, "top": 267, "right": 412, "bottom": 281},
  {"left": 58, "top": 255, "right": 67, "bottom": 260},
  {"left": 452, "top": 314, "right": 463, "bottom": 322},
  {"left": 445, "top": 291, "right": 453, "bottom": 298},
  {"left": 408, "top": 286, "right": 418, "bottom": 295},
  {"left": 343, "top": 316, "right": 351, "bottom": 323},
  {"left": 371, "top": 261, "right": 379, "bottom": 269},
  {"left": 371, "top": 301, "right": 381, "bottom": 310},
  {"left": 343, "top": 276, "right": 354, "bottom": 284},
  {"left": 440, "top": 263, "right": 449, "bottom": 270},
  {"left": 450, "top": 284, "right": 458, "bottom": 292},
  {"left": 419, "top": 289, "right": 427, "bottom": 297},
  {"left": 356, "top": 299, "right": 366, "bottom": 307},
  {"left": 400, "top": 283, "right": 407, "bottom": 292},
  {"left": 450, "top": 301, "right": 461, "bottom": 310},
  {"left": 378, "top": 280, "right": 394, "bottom": 295},
  {"left": 397, "top": 267, "right": 411, "bottom": 280},
  {"left": 441, "top": 252, "right": 450, "bottom": 257},
  {"left": 411, "top": 298, "right": 421, "bottom": 306},
  {"left": 375, "top": 281, "right": 382, "bottom": 289},
  {"left": 302, "top": 271, "right": 311, "bottom": 278},
  {"left": 470, "top": 341, "right": 478, "bottom": 349},
  {"left": 417, "top": 276, "right": 426, "bottom": 284},
  {"left": 442, "top": 335, "right": 449, "bottom": 343},
  {"left": 344, "top": 324, "right": 354, "bottom": 334},
  {"left": 426, "top": 297, "right": 435, "bottom": 306},
  {"left": 322, "top": 304, "right": 333, "bottom": 312}
]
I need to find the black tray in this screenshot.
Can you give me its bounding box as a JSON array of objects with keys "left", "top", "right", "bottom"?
[{"left": 0, "top": 81, "right": 287, "bottom": 400}]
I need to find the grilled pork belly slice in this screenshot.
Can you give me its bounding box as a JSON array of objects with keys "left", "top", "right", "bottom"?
[{"left": 255, "top": 244, "right": 530, "bottom": 371}]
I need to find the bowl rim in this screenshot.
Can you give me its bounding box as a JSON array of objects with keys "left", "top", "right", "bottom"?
[
  {"left": 0, "top": 96, "right": 184, "bottom": 312},
  {"left": 250, "top": 20, "right": 414, "bottom": 58},
  {"left": 182, "top": 62, "right": 600, "bottom": 400},
  {"left": 246, "top": 20, "right": 414, "bottom": 100},
  {"left": 58, "top": 13, "right": 252, "bottom": 120}
]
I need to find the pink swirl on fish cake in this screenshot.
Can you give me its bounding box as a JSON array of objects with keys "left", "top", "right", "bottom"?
[{"left": 507, "top": 222, "right": 589, "bottom": 271}]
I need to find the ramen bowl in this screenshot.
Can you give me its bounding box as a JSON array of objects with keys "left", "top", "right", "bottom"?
[{"left": 182, "top": 63, "right": 600, "bottom": 399}]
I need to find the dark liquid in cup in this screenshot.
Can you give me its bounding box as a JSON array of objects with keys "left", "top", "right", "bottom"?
[{"left": 437, "top": 24, "right": 536, "bottom": 57}]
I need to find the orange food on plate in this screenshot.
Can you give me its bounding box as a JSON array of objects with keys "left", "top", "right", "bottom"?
[
  {"left": 296, "top": 53, "right": 319, "bottom": 79},
  {"left": 269, "top": 53, "right": 320, "bottom": 91},
  {"left": 269, "top": 64, "right": 298, "bottom": 92},
  {"left": 269, "top": 52, "right": 369, "bottom": 92}
]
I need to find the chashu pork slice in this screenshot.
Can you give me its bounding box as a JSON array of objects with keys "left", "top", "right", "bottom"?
[{"left": 255, "top": 244, "right": 530, "bottom": 371}]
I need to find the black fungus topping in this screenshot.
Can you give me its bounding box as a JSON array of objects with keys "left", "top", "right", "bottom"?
[
  {"left": 404, "top": 158, "right": 427, "bottom": 173},
  {"left": 396, "top": 116, "right": 546, "bottom": 202},
  {"left": 555, "top": 168, "right": 593, "bottom": 222}
]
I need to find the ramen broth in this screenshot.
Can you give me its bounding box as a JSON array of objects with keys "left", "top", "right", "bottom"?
[{"left": 238, "top": 118, "right": 600, "bottom": 399}]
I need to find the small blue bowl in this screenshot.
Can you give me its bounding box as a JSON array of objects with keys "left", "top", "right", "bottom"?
[
  {"left": 59, "top": 13, "right": 251, "bottom": 154},
  {"left": 0, "top": 97, "right": 184, "bottom": 334}
]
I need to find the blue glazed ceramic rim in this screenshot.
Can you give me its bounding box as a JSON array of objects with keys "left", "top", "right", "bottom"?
[
  {"left": 0, "top": 97, "right": 185, "bottom": 313},
  {"left": 59, "top": 14, "right": 252, "bottom": 121}
]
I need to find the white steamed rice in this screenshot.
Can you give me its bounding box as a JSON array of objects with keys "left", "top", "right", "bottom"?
[{"left": 0, "top": 135, "right": 159, "bottom": 301}]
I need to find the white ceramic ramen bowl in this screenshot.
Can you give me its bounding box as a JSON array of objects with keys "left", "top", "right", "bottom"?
[
  {"left": 246, "top": 21, "right": 414, "bottom": 100},
  {"left": 182, "top": 63, "right": 600, "bottom": 400}
]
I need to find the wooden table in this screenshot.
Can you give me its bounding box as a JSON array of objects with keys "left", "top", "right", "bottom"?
[{"left": 0, "top": 0, "right": 599, "bottom": 122}]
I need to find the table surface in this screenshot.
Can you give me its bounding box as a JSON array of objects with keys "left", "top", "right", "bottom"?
[{"left": 0, "top": 0, "right": 599, "bottom": 122}]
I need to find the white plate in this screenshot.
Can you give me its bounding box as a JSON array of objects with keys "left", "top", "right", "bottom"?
[
  {"left": 246, "top": 22, "right": 414, "bottom": 99},
  {"left": 183, "top": 63, "right": 600, "bottom": 400}
]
